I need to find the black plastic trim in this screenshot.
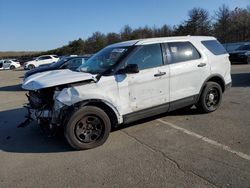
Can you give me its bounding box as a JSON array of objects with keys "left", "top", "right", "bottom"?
[
  {"left": 123, "top": 103, "right": 169, "bottom": 124},
  {"left": 123, "top": 95, "right": 198, "bottom": 124},
  {"left": 169, "top": 95, "right": 199, "bottom": 112}
]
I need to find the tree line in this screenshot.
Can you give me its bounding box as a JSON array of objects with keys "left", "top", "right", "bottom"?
[{"left": 6, "top": 4, "right": 250, "bottom": 59}]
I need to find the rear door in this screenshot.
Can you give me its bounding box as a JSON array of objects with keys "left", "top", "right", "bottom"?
[{"left": 164, "top": 41, "right": 210, "bottom": 103}]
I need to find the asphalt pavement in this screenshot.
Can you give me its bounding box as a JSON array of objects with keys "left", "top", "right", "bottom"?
[{"left": 0, "top": 65, "right": 250, "bottom": 188}]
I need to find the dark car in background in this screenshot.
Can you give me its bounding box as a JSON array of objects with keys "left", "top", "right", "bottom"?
[
  {"left": 24, "top": 55, "right": 91, "bottom": 79},
  {"left": 229, "top": 44, "right": 250, "bottom": 64}
]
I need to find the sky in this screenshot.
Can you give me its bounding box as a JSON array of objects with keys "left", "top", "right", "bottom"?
[{"left": 0, "top": 0, "right": 249, "bottom": 51}]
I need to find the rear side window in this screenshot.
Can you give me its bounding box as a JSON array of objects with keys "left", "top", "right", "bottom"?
[
  {"left": 201, "top": 40, "right": 227, "bottom": 55},
  {"left": 165, "top": 42, "right": 201, "bottom": 64},
  {"left": 125, "top": 44, "right": 163, "bottom": 70}
]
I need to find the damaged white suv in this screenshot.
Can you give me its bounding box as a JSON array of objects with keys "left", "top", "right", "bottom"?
[{"left": 22, "top": 36, "right": 231, "bottom": 150}]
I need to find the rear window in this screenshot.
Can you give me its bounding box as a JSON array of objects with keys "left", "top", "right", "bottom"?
[{"left": 201, "top": 40, "right": 227, "bottom": 55}]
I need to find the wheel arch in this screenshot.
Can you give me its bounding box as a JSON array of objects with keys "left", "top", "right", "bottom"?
[
  {"left": 197, "top": 74, "right": 225, "bottom": 102},
  {"left": 72, "top": 99, "right": 121, "bottom": 128},
  {"left": 27, "top": 63, "right": 35, "bottom": 69}
]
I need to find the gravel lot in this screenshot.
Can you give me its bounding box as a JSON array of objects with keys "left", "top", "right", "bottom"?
[{"left": 0, "top": 64, "right": 250, "bottom": 188}]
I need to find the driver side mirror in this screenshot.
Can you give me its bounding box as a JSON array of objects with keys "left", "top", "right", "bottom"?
[{"left": 119, "top": 64, "right": 139, "bottom": 74}]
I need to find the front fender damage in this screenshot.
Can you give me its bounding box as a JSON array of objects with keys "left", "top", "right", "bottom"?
[
  {"left": 19, "top": 84, "right": 122, "bottom": 135},
  {"left": 55, "top": 87, "right": 122, "bottom": 124}
]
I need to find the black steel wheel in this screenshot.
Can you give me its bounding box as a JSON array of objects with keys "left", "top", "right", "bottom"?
[
  {"left": 64, "top": 106, "right": 111, "bottom": 150},
  {"left": 75, "top": 115, "right": 104, "bottom": 143},
  {"left": 197, "top": 82, "right": 222, "bottom": 113}
]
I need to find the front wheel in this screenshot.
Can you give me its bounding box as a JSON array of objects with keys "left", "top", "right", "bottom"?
[
  {"left": 197, "top": 82, "right": 222, "bottom": 113},
  {"left": 64, "top": 106, "right": 111, "bottom": 150},
  {"left": 28, "top": 64, "right": 35, "bottom": 70}
]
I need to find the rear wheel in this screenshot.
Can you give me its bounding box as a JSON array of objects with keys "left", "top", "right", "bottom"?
[
  {"left": 28, "top": 64, "right": 35, "bottom": 70},
  {"left": 64, "top": 106, "right": 111, "bottom": 150},
  {"left": 10, "top": 65, "right": 15, "bottom": 70},
  {"left": 197, "top": 82, "right": 222, "bottom": 113}
]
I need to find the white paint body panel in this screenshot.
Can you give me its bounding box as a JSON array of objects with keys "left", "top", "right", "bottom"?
[{"left": 117, "top": 65, "right": 170, "bottom": 113}]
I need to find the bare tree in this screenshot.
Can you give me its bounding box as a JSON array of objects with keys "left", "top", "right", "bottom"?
[{"left": 213, "top": 4, "right": 231, "bottom": 43}]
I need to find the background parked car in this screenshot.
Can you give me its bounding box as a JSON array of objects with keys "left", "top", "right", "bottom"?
[
  {"left": 0, "top": 59, "right": 21, "bottom": 70},
  {"left": 24, "top": 55, "right": 91, "bottom": 79},
  {"left": 229, "top": 43, "right": 250, "bottom": 64},
  {"left": 24, "top": 55, "right": 59, "bottom": 70},
  {"left": 38, "top": 55, "right": 78, "bottom": 67}
]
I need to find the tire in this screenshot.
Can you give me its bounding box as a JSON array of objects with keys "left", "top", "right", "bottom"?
[
  {"left": 64, "top": 106, "right": 111, "bottom": 150},
  {"left": 197, "top": 82, "right": 222, "bottom": 113},
  {"left": 10, "top": 65, "right": 15, "bottom": 70},
  {"left": 247, "top": 56, "right": 250, "bottom": 64},
  {"left": 28, "top": 64, "right": 35, "bottom": 70}
]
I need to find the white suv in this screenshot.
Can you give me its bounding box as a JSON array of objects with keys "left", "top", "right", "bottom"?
[
  {"left": 22, "top": 36, "right": 231, "bottom": 150},
  {"left": 24, "top": 55, "right": 59, "bottom": 70}
]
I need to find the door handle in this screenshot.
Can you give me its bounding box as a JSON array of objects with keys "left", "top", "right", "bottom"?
[
  {"left": 197, "top": 63, "right": 206, "bottom": 67},
  {"left": 154, "top": 72, "right": 166, "bottom": 77}
]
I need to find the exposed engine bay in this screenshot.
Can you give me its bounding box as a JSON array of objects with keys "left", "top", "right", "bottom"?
[{"left": 19, "top": 87, "right": 67, "bottom": 136}]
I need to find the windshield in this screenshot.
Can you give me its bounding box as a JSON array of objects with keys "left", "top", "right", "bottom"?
[
  {"left": 79, "top": 46, "right": 129, "bottom": 74},
  {"left": 236, "top": 45, "right": 250, "bottom": 51}
]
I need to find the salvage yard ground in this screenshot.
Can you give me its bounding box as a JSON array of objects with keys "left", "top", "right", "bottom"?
[{"left": 0, "top": 65, "right": 250, "bottom": 187}]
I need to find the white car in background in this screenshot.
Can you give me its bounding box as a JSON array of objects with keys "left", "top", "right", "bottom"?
[
  {"left": 24, "top": 55, "right": 59, "bottom": 70},
  {"left": 0, "top": 59, "right": 21, "bottom": 70}
]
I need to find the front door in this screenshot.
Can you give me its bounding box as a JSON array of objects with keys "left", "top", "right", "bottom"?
[
  {"left": 117, "top": 43, "right": 170, "bottom": 113},
  {"left": 3, "top": 60, "right": 11, "bottom": 69}
]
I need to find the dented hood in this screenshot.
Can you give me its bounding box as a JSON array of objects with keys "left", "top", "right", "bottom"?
[{"left": 22, "top": 69, "right": 96, "bottom": 90}]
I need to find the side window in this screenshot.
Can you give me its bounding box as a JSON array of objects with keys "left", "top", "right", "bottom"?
[
  {"left": 65, "top": 58, "right": 82, "bottom": 70},
  {"left": 125, "top": 44, "right": 163, "bottom": 70},
  {"left": 4, "top": 60, "right": 11, "bottom": 64},
  {"left": 201, "top": 40, "right": 227, "bottom": 55},
  {"left": 39, "top": 56, "right": 52, "bottom": 60},
  {"left": 165, "top": 42, "right": 201, "bottom": 64}
]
